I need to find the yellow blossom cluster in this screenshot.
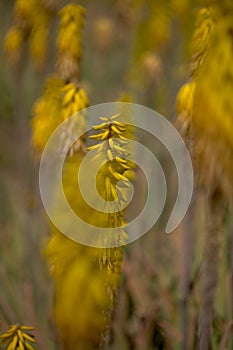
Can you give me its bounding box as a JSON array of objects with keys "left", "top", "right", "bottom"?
[
  {"left": 32, "top": 78, "right": 89, "bottom": 154},
  {"left": 61, "top": 83, "right": 89, "bottom": 120},
  {"left": 0, "top": 325, "right": 36, "bottom": 350},
  {"left": 88, "top": 114, "right": 134, "bottom": 203}
]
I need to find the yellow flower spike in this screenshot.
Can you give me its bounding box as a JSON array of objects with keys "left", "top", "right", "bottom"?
[
  {"left": 175, "top": 4, "right": 233, "bottom": 198},
  {"left": 5, "top": 0, "right": 55, "bottom": 68},
  {"left": 88, "top": 114, "right": 134, "bottom": 201},
  {"left": 57, "top": 3, "right": 86, "bottom": 79},
  {"left": 191, "top": 7, "right": 215, "bottom": 74}
]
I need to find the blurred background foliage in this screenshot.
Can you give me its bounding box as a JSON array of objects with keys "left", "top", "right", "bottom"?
[{"left": 0, "top": 0, "right": 233, "bottom": 349}]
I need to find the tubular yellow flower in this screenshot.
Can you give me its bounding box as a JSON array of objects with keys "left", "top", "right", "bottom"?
[
  {"left": 0, "top": 324, "right": 36, "bottom": 350},
  {"left": 176, "top": 81, "right": 196, "bottom": 137}
]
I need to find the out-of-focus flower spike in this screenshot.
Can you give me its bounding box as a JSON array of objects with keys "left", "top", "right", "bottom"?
[{"left": 56, "top": 3, "right": 86, "bottom": 80}]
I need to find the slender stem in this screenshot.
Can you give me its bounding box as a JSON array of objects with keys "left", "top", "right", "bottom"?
[{"left": 199, "top": 191, "right": 225, "bottom": 350}]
